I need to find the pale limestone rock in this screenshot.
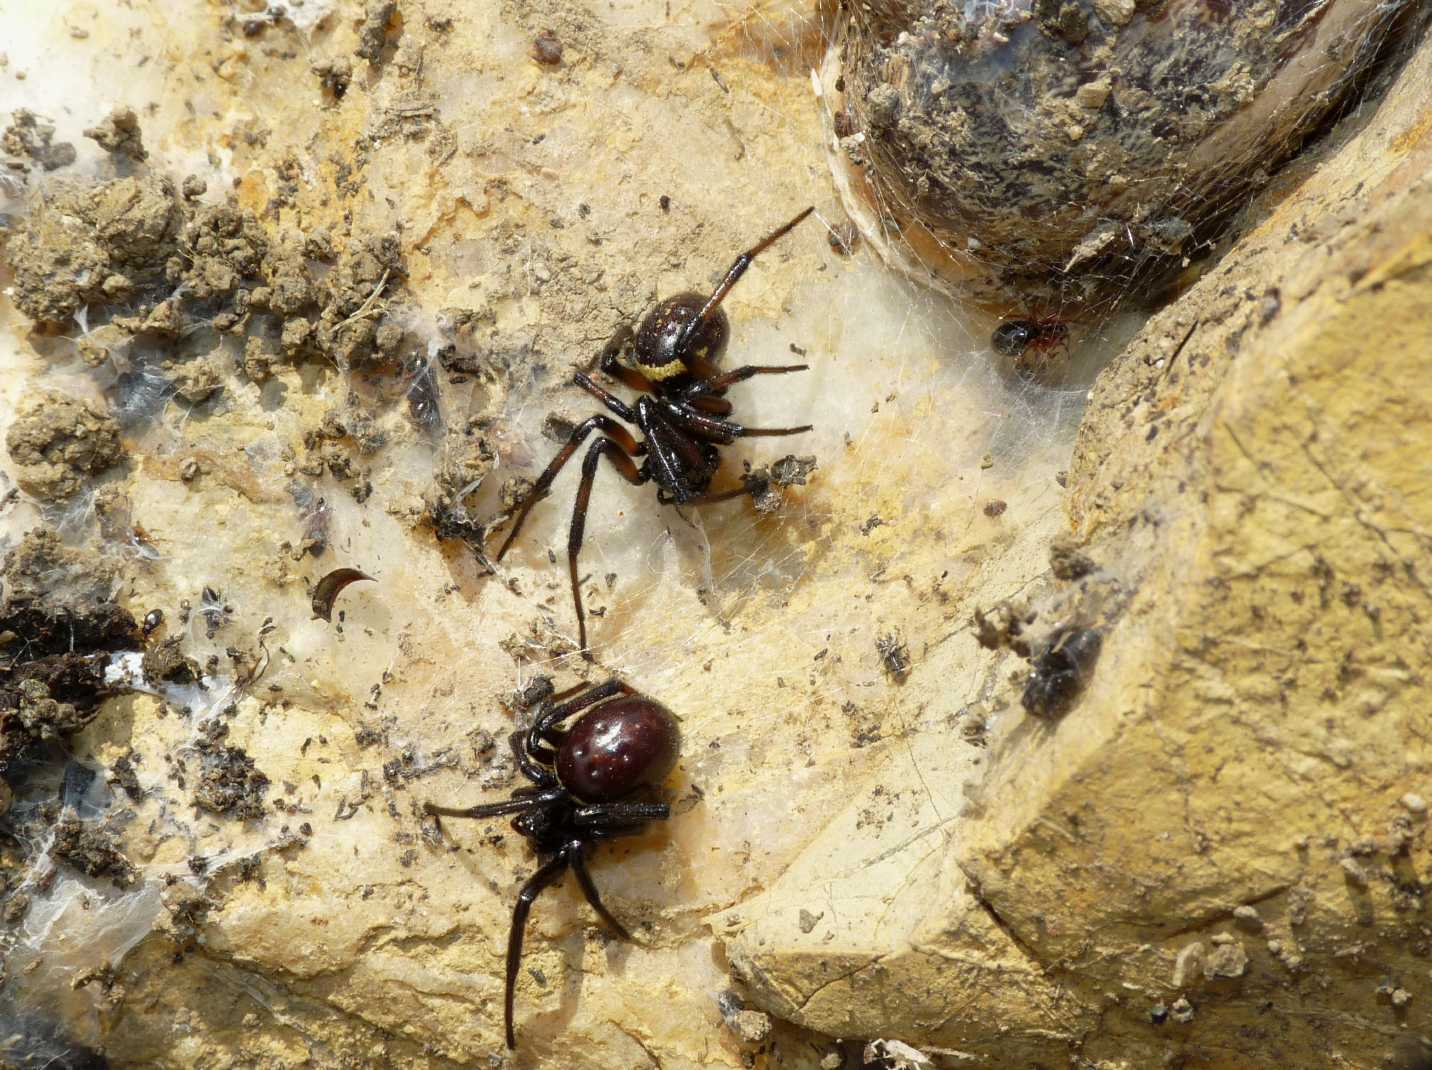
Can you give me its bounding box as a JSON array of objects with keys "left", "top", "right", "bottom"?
[{"left": 1, "top": 2, "right": 1429, "bottom": 1070}]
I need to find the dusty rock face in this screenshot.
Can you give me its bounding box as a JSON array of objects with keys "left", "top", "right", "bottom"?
[
  {"left": 722, "top": 16, "right": 1432, "bottom": 1070},
  {"left": 0, "top": 2, "right": 1429, "bottom": 1069}
]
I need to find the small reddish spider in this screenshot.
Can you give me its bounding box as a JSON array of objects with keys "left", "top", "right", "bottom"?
[
  {"left": 424, "top": 676, "right": 680, "bottom": 1049},
  {"left": 991, "top": 317, "right": 1070, "bottom": 377}
]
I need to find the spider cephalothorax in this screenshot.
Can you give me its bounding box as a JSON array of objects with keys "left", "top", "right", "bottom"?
[
  {"left": 493, "top": 207, "right": 817, "bottom": 653},
  {"left": 424, "top": 676, "right": 680, "bottom": 1049}
]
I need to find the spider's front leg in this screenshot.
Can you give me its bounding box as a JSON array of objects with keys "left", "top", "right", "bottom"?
[
  {"left": 527, "top": 677, "right": 634, "bottom": 755},
  {"left": 566, "top": 438, "right": 648, "bottom": 655},
  {"left": 596, "top": 323, "right": 659, "bottom": 394},
  {"left": 672, "top": 206, "right": 815, "bottom": 363},
  {"left": 421, "top": 785, "right": 565, "bottom": 822},
  {"left": 684, "top": 362, "right": 809, "bottom": 398}
]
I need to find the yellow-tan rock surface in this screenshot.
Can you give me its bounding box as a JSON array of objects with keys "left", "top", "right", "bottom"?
[{"left": 0, "top": 3, "right": 1428, "bottom": 1069}]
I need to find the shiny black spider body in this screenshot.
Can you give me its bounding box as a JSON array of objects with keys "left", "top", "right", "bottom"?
[
  {"left": 992, "top": 317, "right": 1071, "bottom": 378},
  {"left": 494, "top": 207, "right": 817, "bottom": 652},
  {"left": 424, "top": 677, "right": 680, "bottom": 1049}
]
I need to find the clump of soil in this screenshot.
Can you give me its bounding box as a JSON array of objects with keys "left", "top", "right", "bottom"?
[
  {"left": 0, "top": 529, "right": 137, "bottom": 774},
  {"left": 50, "top": 812, "right": 137, "bottom": 888},
  {"left": 743, "top": 454, "right": 817, "bottom": 514},
  {"left": 141, "top": 637, "right": 200, "bottom": 685},
  {"left": 1, "top": 109, "right": 76, "bottom": 174},
  {"left": 169, "top": 353, "right": 223, "bottom": 405},
  {"left": 84, "top": 106, "right": 148, "bottom": 162},
  {"left": 427, "top": 418, "right": 495, "bottom": 510},
  {"left": 418, "top": 416, "right": 505, "bottom": 553},
  {"left": 2, "top": 677, "right": 93, "bottom": 767},
  {"left": 5, "top": 162, "right": 411, "bottom": 381},
  {"left": 6, "top": 174, "right": 181, "bottom": 326},
  {"left": 192, "top": 719, "right": 269, "bottom": 819},
  {"left": 0, "top": 528, "right": 135, "bottom": 654},
  {"left": 5, "top": 389, "right": 124, "bottom": 500},
  {"left": 311, "top": 233, "right": 406, "bottom": 367},
  {"left": 356, "top": 0, "right": 398, "bottom": 62}
]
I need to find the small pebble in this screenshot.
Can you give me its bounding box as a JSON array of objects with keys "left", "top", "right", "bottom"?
[
  {"left": 1232, "top": 904, "right": 1263, "bottom": 929},
  {"left": 532, "top": 30, "right": 562, "bottom": 67},
  {"left": 1401, "top": 792, "right": 1427, "bottom": 815}
]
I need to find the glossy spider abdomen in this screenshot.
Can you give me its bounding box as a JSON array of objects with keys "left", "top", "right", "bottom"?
[
  {"left": 556, "top": 696, "right": 681, "bottom": 802},
  {"left": 628, "top": 292, "right": 730, "bottom": 381},
  {"left": 992, "top": 320, "right": 1036, "bottom": 357}
]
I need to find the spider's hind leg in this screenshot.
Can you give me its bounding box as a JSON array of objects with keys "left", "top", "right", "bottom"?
[
  {"left": 503, "top": 852, "right": 570, "bottom": 1048},
  {"left": 567, "top": 839, "right": 633, "bottom": 941}
]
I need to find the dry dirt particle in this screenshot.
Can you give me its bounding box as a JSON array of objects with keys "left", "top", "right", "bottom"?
[
  {"left": 356, "top": 1, "right": 397, "bottom": 62},
  {"left": 5, "top": 390, "right": 124, "bottom": 500},
  {"left": 141, "top": 637, "right": 200, "bottom": 685},
  {"left": 50, "top": 814, "right": 137, "bottom": 888},
  {"left": 192, "top": 720, "right": 270, "bottom": 819},
  {"left": 83, "top": 106, "right": 147, "bottom": 162},
  {"left": 1, "top": 108, "right": 76, "bottom": 172}
]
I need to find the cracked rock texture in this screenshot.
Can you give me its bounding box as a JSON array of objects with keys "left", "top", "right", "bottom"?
[{"left": 0, "top": 3, "right": 1428, "bottom": 1070}]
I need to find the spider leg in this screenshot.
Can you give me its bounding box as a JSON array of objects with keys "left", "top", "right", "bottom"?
[
  {"left": 686, "top": 394, "right": 734, "bottom": 415},
  {"left": 661, "top": 401, "right": 812, "bottom": 443},
  {"left": 634, "top": 400, "right": 705, "bottom": 497},
  {"left": 529, "top": 678, "right": 633, "bottom": 754},
  {"left": 684, "top": 363, "right": 808, "bottom": 398},
  {"left": 566, "top": 839, "right": 633, "bottom": 941},
  {"left": 573, "top": 372, "right": 641, "bottom": 425},
  {"left": 503, "top": 852, "right": 570, "bottom": 1049},
  {"left": 496, "top": 415, "right": 642, "bottom": 562},
  {"left": 574, "top": 801, "right": 671, "bottom": 826},
  {"left": 568, "top": 438, "right": 648, "bottom": 655},
  {"left": 673, "top": 207, "right": 814, "bottom": 367},
  {"left": 423, "top": 788, "right": 564, "bottom": 821},
  {"left": 510, "top": 729, "right": 559, "bottom": 787}
]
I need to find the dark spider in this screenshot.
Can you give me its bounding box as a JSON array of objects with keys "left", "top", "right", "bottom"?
[
  {"left": 1022, "top": 625, "right": 1102, "bottom": 719},
  {"left": 493, "top": 207, "right": 817, "bottom": 653},
  {"left": 991, "top": 317, "right": 1071, "bottom": 377},
  {"left": 423, "top": 676, "right": 680, "bottom": 1049}
]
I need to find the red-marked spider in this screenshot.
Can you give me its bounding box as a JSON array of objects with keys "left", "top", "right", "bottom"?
[
  {"left": 423, "top": 676, "right": 680, "bottom": 1049},
  {"left": 493, "top": 207, "right": 817, "bottom": 653},
  {"left": 991, "top": 316, "right": 1071, "bottom": 378}
]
